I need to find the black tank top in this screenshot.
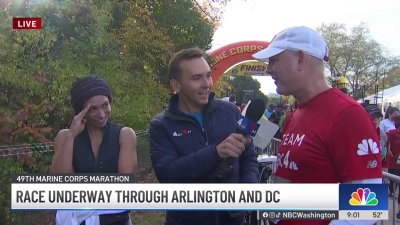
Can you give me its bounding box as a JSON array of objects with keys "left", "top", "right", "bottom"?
[
  {"left": 73, "top": 122, "right": 130, "bottom": 225},
  {"left": 73, "top": 122, "right": 122, "bottom": 173}
]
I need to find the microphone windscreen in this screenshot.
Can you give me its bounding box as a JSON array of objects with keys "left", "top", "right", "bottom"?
[{"left": 245, "top": 99, "right": 266, "bottom": 122}]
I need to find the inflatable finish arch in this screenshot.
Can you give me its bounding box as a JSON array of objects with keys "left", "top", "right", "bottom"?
[{"left": 209, "top": 41, "right": 269, "bottom": 84}]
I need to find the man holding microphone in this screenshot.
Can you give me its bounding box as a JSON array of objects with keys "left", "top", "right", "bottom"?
[{"left": 149, "top": 48, "right": 259, "bottom": 225}]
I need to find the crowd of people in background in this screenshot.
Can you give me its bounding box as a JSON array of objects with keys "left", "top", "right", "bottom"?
[
  {"left": 262, "top": 103, "right": 292, "bottom": 139},
  {"left": 360, "top": 102, "right": 400, "bottom": 221},
  {"left": 377, "top": 105, "right": 400, "bottom": 220}
]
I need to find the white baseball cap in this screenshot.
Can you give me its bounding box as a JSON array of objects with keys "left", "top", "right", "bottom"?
[{"left": 252, "top": 26, "right": 329, "bottom": 62}]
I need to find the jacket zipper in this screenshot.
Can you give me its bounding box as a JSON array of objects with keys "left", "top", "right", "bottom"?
[
  {"left": 202, "top": 112, "right": 210, "bottom": 147},
  {"left": 202, "top": 127, "right": 209, "bottom": 146}
]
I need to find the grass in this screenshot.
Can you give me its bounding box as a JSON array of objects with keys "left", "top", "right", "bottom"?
[{"left": 133, "top": 211, "right": 166, "bottom": 225}]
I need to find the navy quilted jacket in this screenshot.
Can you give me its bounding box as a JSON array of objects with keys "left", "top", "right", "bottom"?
[{"left": 150, "top": 93, "right": 259, "bottom": 225}]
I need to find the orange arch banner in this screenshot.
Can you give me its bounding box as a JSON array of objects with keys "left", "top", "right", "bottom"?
[{"left": 209, "top": 41, "right": 269, "bottom": 83}]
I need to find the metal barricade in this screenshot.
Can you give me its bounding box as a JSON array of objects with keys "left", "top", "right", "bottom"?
[
  {"left": 245, "top": 139, "right": 281, "bottom": 225},
  {"left": 257, "top": 138, "right": 280, "bottom": 183},
  {"left": 380, "top": 171, "right": 400, "bottom": 225}
]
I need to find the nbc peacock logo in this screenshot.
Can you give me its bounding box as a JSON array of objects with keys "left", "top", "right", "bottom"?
[
  {"left": 357, "top": 139, "right": 379, "bottom": 156},
  {"left": 349, "top": 188, "right": 378, "bottom": 206}
]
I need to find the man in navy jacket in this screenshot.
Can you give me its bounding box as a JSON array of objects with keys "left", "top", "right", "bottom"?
[{"left": 150, "top": 48, "right": 259, "bottom": 225}]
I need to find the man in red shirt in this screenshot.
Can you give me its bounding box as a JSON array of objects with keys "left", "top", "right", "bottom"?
[{"left": 253, "top": 26, "right": 382, "bottom": 225}]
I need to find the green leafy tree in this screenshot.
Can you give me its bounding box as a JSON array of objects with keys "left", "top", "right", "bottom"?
[
  {"left": 0, "top": 0, "right": 217, "bottom": 144},
  {"left": 147, "top": 0, "right": 215, "bottom": 84},
  {"left": 1, "top": 0, "right": 217, "bottom": 223},
  {"left": 192, "top": 0, "right": 229, "bottom": 25},
  {"left": 214, "top": 74, "right": 234, "bottom": 98},
  {"left": 318, "top": 23, "right": 400, "bottom": 99},
  {"left": 378, "top": 64, "right": 400, "bottom": 90},
  {"left": 230, "top": 76, "right": 268, "bottom": 104}
]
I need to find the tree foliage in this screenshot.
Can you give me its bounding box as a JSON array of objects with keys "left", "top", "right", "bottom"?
[
  {"left": 142, "top": 0, "right": 215, "bottom": 83},
  {"left": 192, "top": 0, "right": 229, "bottom": 25},
  {"left": 221, "top": 76, "right": 268, "bottom": 104},
  {"left": 213, "top": 74, "right": 234, "bottom": 98},
  {"left": 0, "top": 0, "right": 215, "bottom": 145},
  {"left": 378, "top": 66, "right": 400, "bottom": 89},
  {"left": 1, "top": 0, "right": 218, "bottom": 223},
  {"left": 318, "top": 23, "right": 400, "bottom": 99}
]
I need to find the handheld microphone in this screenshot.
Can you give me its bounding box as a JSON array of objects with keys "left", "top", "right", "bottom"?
[
  {"left": 245, "top": 99, "right": 266, "bottom": 121},
  {"left": 229, "top": 99, "right": 265, "bottom": 218},
  {"left": 211, "top": 99, "right": 266, "bottom": 183},
  {"left": 236, "top": 99, "right": 266, "bottom": 136}
]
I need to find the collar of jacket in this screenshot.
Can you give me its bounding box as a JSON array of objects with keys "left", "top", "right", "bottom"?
[{"left": 165, "top": 92, "right": 218, "bottom": 122}]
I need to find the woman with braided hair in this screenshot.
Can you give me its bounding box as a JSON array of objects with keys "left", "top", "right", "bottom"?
[{"left": 50, "top": 75, "right": 137, "bottom": 225}]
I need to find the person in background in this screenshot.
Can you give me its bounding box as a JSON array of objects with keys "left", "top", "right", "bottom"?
[
  {"left": 264, "top": 104, "right": 276, "bottom": 119},
  {"left": 149, "top": 48, "right": 259, "bottom": 225},
  {"left": 364, "top": 104, "right": 386, "bottom": 168},
  {"left": 50, "top": 75, "right": 137, "bottom": 225},
  {"left": 380, "top": 106, "right": 399, "bottom": 133},
  {"left": 364, "top": 105, "right": 384, "bottom": 132},
  {"left": 386, "top": 119, "right": 400, "bottom": 221},
  {"left": 278, "top": 104, "right": 289, "bottom": 128},
  {"left": 229, "top": 94, "right": 241, "bottom": 111},
  {"left": 380, "top": 106, "right": 400, "bottom": 171},
  {"left": 384, "top": 102, "right": 392, "bottom": 115},
  {"left": 228, "top": 94, "right": 236, "bottom": 104},
  {"left": 239, "top": 102, "right": 247, "bottom": 112},
  {"left": 275, "top": 104, "right": 287, "bottom": 139},
  {"left": 253, "top": 26, "right": 382, "bottom": 225}
]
